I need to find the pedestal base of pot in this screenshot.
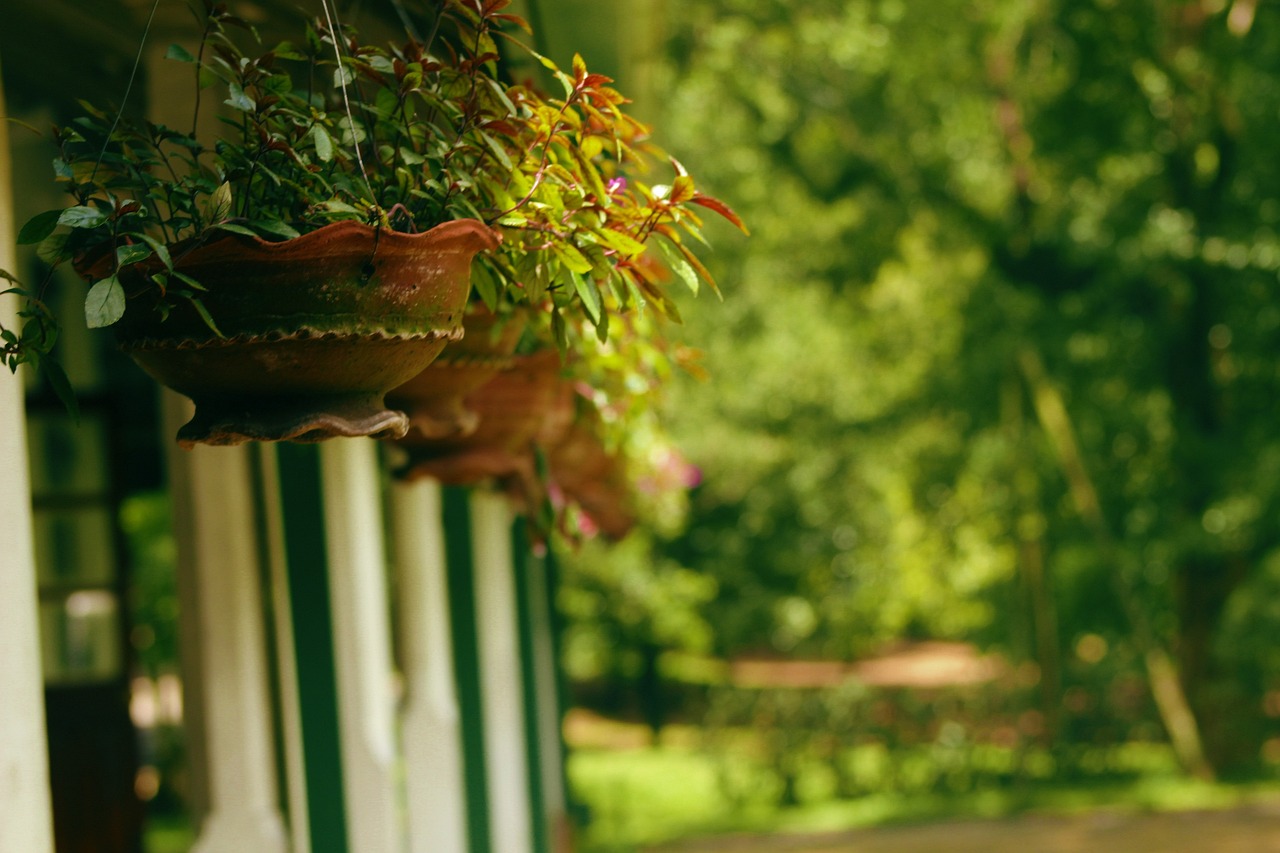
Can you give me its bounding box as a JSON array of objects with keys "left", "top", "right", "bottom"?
[
  {"left": 176, "top": 392, "right": 410, "bottom": 448},
  {"left": 126, "top": 332, "right": 454, "bottom": 448},
  {"left": 390, "top": 361, "right": 495, "bottom": 442}
]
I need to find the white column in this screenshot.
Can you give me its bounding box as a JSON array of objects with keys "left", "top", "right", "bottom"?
[
  {"left": 255, "top": 443, "right": 311, "bottom": 853},
  {"left": 391, "top": 478, "right": 468, "bottom": 853},
  {"left": 319, "top": 439, "right": 403, "bottom": 853},
  {"left": 0, "top": 57, "right": 56, "bottom": 849},
  {"left": 472, "top": 490, "right": 533, "bottom": 853},
  {"left": 165, "top": 395, "right": 288, "bottom": 853},
  {"left": 526, "top": 555, "right": 569, "bottom": 849}
]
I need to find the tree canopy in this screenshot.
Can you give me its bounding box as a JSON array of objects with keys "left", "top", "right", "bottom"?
[{"left": 559, "top": 0, "right": 1280, "bottom": 776}]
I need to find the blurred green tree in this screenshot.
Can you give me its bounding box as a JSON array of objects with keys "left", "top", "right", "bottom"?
[{"left": 626, "top": 0, "right": 1280, "bottom": 777}]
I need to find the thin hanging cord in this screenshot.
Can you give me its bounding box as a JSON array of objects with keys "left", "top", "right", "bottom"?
[
  {"left": 319, "top": 0, "right": 376, "bottom": 205},
  {"left": 388, "top": 0, "right": 423, "bottom": 42},
  {"left": 92, "top": 0, "right": 163, "bottom": 183}
]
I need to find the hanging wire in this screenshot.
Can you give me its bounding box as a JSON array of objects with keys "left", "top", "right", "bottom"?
[
  {"left": 92, "top": 0, "right": 163, "bottom": 183},
  {"left": 319, "top": 0, "right": 377, "bottom": 206},
  {"left": 388, "top": 0, "right": 424, "bottom": 42}
]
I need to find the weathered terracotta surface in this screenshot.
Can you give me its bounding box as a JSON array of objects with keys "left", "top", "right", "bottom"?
[
  {"left": 546, "top": 421, "right": 636, "bottom": 540},
  {"left": 386, "top": 307, "right": 526, "bottom": 441},
  {"left": 112, "top": 219, "right": 498, "bottom": 447},
  {"left": 396, "top": 349, "right": 562, "bottom": 484}
]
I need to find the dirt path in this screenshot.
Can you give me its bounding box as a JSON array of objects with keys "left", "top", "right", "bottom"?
[{"left": 646, "top": 803, "right": 1280, "bottom": 853}]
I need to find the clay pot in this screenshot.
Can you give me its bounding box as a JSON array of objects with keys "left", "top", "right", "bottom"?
[
  {"left": 109, "top": 220, "right": 498, "bottom": 447},
  {"left": 546, "top": 421, "right": 636, "bottom": 540},
  {"left": 386, "top": 306, "right": 526, "bottom": 441},
  {"left": 396, "top": 349, "right": 562, "bottom": 484}
]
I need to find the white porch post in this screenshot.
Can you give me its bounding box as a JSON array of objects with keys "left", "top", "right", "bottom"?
[
  {"left": 525, "top": 553, "right": 569, "bottom": 850},
  {"left": 319, "top": 439, "right": 403, "bottom": 853},
  {"left": 256, "top": 443, "right": 312, "bottom": 853},
  {"left": 472, "top": 490, "right": 533, "bottom": 853},
  {"left": 0, "top": 60, "right": 56, "bottom": 853},
  {"left": 165, "top": 395, "right": 289, "bottom": 853},
  {"left": 391, "top": 478, "right": 468, "bottom": 853}
]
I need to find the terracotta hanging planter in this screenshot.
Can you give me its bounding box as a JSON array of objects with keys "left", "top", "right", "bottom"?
[
  {"left": 395, "top": 349, "right": 562, "bottom": 485},
  {"left": 386, "top": 306, "right": 526, "bottom": 441},
  {"left": 105, "top": 219, "right": 498, "bottom": 447},
  {"left": 546, "top": 420, "right": 636, "bottom": 540}
]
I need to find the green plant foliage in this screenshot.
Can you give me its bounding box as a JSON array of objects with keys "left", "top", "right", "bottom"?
[{"left": 0, "top": 0, "right": 744, "bottom": 371}]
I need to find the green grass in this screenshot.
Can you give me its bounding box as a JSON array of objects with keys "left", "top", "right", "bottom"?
[
  {"left": 567, "top": 741, "right": 1280, "bottom": 853},
  {"left": 143, "top": 815, "right": 196, "bottom": 853}
]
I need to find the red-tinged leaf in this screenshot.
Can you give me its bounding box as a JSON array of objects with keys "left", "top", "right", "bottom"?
[
  {"left": 572, "top": 53, "right": 588, "bottom": 83},
  {"left": 653, "top": 222, "right": 679, "bottom": 241},
  {"left": 691, "top": 193, "right": 749, "bottom": 233},
  {"left": 677, "top": 240, "right": 722, "bottom": 299},
  {"left": 492, "top": 13, "right": 531, "bottom": 32},
  {"left": 669, "top": 175, "right": 696, "bottom": 204}
]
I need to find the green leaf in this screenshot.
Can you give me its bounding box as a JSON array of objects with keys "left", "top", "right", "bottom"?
[
  {"left": 132, "top": 234, "right": 173, "bottom": 270},
  {"left": 211, "top": 222, "right": 258, "bottom": 238},
  {"left": 115, "top": 243, "right": 153, "bottom": 267},
  {"left": 319, "top": 200, "right": 363, "bottom": 216},
  {"left": 595, "top": 228, "right": 647, "bottom": 258},
  {"left": 188, "top": 297, "right": 225, "bottom": 338},
  {"left": 373, "top": 89, "right": 398, "bottom": 121},
  {"left": 84, "top": 276, "right": 125, "bottom": 328},
  {"left": 206, "top": 182, "right": 233, "bottom": 222},
  {"left": 37, "top": 232, "right": 70, "bottom": 265},
  {"left": 482, "top": 133, "right": 513, "bottom": 171},
  {"left": 225, "top": 82, "right": 255, "bottom": 113},
  {"left": 38, "top": 357, "right": 80, "bottom": 423},
  {"left": 337, "top": 116, "right": 367, "bottom": 146},
  {"left": 572, "top": 271, "right": 603, "bottom": 325},
  {"left": 247, "top": 219, "right": 301, "bottom": 240},
  {"left": 334, "top": 65, "right": 356, "bottom": 87},
  {"left": 165, "top": 44, "right": 196, "bottom": 63},
  {"left": 656, "top": 238, "right": 699, "bottom": 295},
  {"left": 312, "top": 125, "right": 334, "bottom": 162},
  {"left": 58, "top": 206, "right": 107, "bottom": 229},
  {"left": 550, "top": 306, "right": 568, "bottom": 351},
  {"left": 172, "top": 271, "right": 207, "bottom": 292},
  {"left": 272, "top": 41, "right": 306, "bottom": 61},
  {"left": 472, "top": 261, "right": 501, "bottom": 313},
  {"left": 18, "top": 210, "right": 62, "bottom": 245},
  {"left": 553, "top": 242, "right": 594, "bottom": 274}
]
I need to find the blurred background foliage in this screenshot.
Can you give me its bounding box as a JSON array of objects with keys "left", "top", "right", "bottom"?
[
  {"left": 550, "top": 0, "right": 1280, "bottom": 845},
  {"left": 98, "top": 0, "right": 1280, "bottom": 849}
]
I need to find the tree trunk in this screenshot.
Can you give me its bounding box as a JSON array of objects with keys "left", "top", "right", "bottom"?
[
  {"left": 1019, "top": 346, "right": 1214, "bottom": 780},
  {"left": 1175, "top": 554, "right": 1253, "bottom": 770}
]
